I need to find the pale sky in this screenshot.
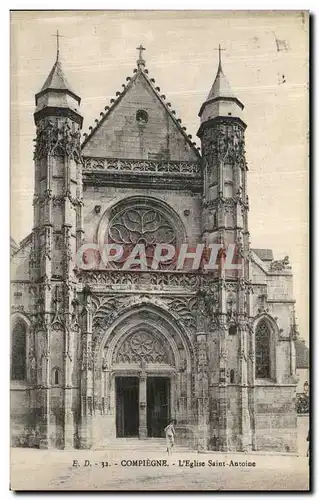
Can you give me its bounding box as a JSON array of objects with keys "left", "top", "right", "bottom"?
[{"left": 10, "top": 10, "right": 309, "bottom": 342}]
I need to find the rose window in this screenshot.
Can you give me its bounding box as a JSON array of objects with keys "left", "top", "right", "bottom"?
[{"left": 108, "top": 207, "right": 177, "bottom": 268}]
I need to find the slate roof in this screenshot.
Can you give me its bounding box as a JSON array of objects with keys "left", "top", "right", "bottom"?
[
  {"left": 252, "top": 248, "right": 274, "bottom": 261},
  {"left": 198, "top": 56, "right": 244, "bottom": 118},
  {"left": 206, "top": 62, "right": 236, "bottom": 102},
  {"left": 39, "top": 59, "right": 75, "bottom": 94}
]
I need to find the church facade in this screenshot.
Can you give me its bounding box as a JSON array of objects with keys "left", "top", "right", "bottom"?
[{"left": 11, "top": 45, "right": 299, "bottom": 452}]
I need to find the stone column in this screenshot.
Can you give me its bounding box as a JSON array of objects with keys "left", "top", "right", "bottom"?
[
  {"left": 38, "top": 388, "right": 50, "bottom": 449},
  {"left": 218, "top": 316, "right": 228, "bottom": 452},
  {"left": 238, "top": 319, "right": 252, "bottom": 452},
  {"left": 79, "top": 290, "right": 93, "bottom": 449},
  {"left": 139, "top": 372, "right": 147, "bottom": 439},
  {"left": 196, "top": 332, "right": 209, "bottom": 451},
  {"left": 63, "top": 350, "right": 74, "bottom": 449},
  {"left": 38, "top": 332, "right": 51, "bottom": 449},
  {"left": 64, "top": 399, "right": 74, "bottom": 449}
]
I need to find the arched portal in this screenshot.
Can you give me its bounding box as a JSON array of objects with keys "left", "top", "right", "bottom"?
[{"left": 93, "top": 303, "right": 194, "bottom": 443}]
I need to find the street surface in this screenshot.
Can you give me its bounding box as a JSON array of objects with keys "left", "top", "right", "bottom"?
[{"left": 10, "top": 445, "right": 309, "bottom": 491}]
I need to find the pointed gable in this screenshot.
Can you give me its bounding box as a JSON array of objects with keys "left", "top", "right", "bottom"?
[{"left": 82, "top": 66, "right": 200, "bottom": 162}]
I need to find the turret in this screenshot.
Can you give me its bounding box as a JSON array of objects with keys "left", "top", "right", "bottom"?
[
  {"left": 197, "top": 46, "right": 248, "bottom": 250},
  {"left": 198, "top": 45, "right": 245, "bottom": 132},
  {"left": 197, "top": 47, "right": 252, "bottom": 452},
  {"left": 30, "top": 36, "right": 83, "bottom": 449}
]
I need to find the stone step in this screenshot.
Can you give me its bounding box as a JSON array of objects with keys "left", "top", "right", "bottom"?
[{"left": 95, "top": 438, "right": 190, "bottom": 451}]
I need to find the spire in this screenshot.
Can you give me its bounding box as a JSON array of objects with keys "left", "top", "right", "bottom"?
[
  {"left": 34, "top": 34, "right": 82, "bottom": 125},
  {"left": 206, "top": 63, "right": 236, "bottom": 102},
  {"left": 217, "top": 43, "right": 224, "bottom": 71},
  {"left": 37, "top": 30, "right": 78, "bottom": 96},
  {"left": 136, "top": 44, "right": 146, "bottom": 70},
  {"left": 54, "top": 30, "right": 62, "bottom": 62},
  {"left": 198, "top": 45, "right": 244, "bottom": 126},
  {"left": 206, "top": 44, "right": 236, "bottom": 102},
  {"left": 40, "top": 59, "right": 74, "bottom": 94}
]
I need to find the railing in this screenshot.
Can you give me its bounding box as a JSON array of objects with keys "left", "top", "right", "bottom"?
[{"left": 82, "top": 157, "right": 201, "bottom": 176}]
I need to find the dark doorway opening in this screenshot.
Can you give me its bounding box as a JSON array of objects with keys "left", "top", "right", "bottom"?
[
  {"left": 116, "top": 377, "right": 139, "bottom": 437},
  {"left": 147, "top": 377, "right": 170, "bottom": 437}
]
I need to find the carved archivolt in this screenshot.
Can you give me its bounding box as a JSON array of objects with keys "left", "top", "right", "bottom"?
[{"left": 93, "top": 301, "right": 196, "bottom": 373}]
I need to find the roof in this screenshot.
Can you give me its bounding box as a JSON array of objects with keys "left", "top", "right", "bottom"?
[
  {"left": 206, "top": 62, "right": 236, "bottom": 102},
  {"left": 40, "top": 59, "right": 75, "bottom": 94},
  {"left": 252, "top": 248, "right": 274, "bottom": 261},
  {"left": 81, "top": 55, "right": 200, "bottom": 159},
  {"left": 34, "top": 58, "right": 82, "bottom": 120},
  {"left": 295, "top": 338, "right": 309, "bottom": 369},
  {"left": 198, "top": 57, "right": 244, "bottom": 120}
]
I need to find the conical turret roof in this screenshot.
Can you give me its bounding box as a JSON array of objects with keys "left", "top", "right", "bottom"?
[
  {"left": 198, "top": 50, "right": 244, "bottom": 125},
  {"left": 34, "top": 55, "right": 82, "bottom": 126},
  {"left": 36, "top": 58, "right": 80, "bottom": 103},
  {"left": 206, "top": 62, "right": 236, "bottom": 101},
  {"left": 40, "top": 59, "right": 74, "bottom": 94}
]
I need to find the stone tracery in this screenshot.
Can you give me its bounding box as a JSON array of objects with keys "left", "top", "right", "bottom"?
[
  {"left": 114, "top": 330, "right": 170, "bottom": 364},
  {"left": 109, "top": 207, "right": 176, "bottom": 246}
]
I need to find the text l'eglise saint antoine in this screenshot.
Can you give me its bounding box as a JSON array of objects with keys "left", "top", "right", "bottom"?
[{"left": 72, "top": 459, "right": 256, "bottom": 468}]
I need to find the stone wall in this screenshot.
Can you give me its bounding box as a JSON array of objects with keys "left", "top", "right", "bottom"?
[
  {"left": 82, "top": 72, "right": 198, "bottom": 162},
  {"left": 10, "top": 386, "right": 31, "bottom": 447},
  {"left": 82, "top": 185, "right": 202, "bottom": 250},
  {"left": 254, "top": 385, "right": 297, "bottom": 452}
]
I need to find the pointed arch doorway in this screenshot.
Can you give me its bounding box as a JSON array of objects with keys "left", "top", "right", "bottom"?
[
  {"left": 95, "top": 304, "right": 194, "bottom": 444},
  {"left": 113, "top": 328, "right": 173, "bottom": 439}
]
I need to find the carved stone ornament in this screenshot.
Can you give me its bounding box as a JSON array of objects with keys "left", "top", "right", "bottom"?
[
  {"left": 34, "top": 118, "right": 82, "bottom": 162},
  {"left": 83, "top": 157, "right": 201, "bottom": 176},
  {"left": 115, "top": 331, "right": 169, "bottom": 364},
  {"left": 77, "top": 270, "right": 202, "bottom": 291},
  {"left": 202, "top": 123, "right": 245, "bottom": 164},
  {"left": 165, "top": 296, "right": 197, "bottom": 330},
  {"left": 270, "top": 255, "right": 291, "bottom": 271},
  {"left": 82, "top": 341, "right": 94, "bottom": 371}
]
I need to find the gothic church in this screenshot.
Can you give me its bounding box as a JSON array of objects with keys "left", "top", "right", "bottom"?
[{"left": 11, "top": 44, "right": 299, "bottom": 452}]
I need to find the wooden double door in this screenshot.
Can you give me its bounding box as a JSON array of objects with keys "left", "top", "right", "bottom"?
[{"left": 116, "top": 376, "right": 170, "bottom": 438}]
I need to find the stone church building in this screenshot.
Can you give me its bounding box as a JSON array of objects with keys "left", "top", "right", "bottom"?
[{"left": 11, "top": 45, "right": 299, "bottom": 452}]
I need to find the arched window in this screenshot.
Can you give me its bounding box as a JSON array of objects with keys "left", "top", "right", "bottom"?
[
  {"left": 54, "top": 369, "right": 59, "bottom": 385},
  {"left": 11, "top": 321, "right": 26, "bottom": 380},
  {"left": 255, "top": 320, "right": 271, "bottom": 379},
  {"left": 212, "top": 211, "right": 217, "bottom": 228},
  {"left": 230, "top": 369, "right": 235, "bottom": 384}
]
